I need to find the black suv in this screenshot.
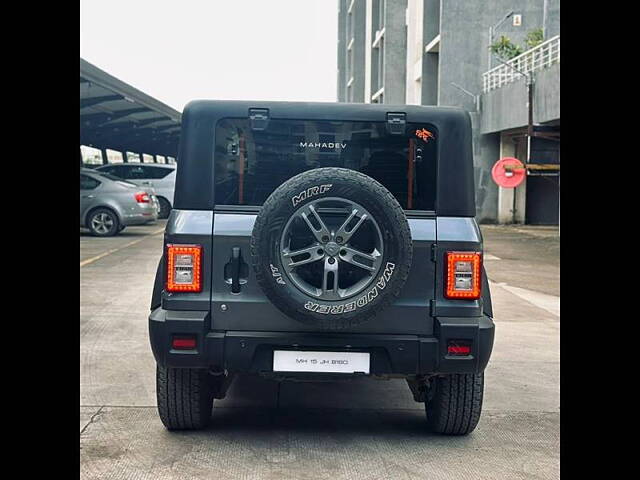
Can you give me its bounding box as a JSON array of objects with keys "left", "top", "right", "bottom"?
[{"left": 149, "top": 101, "right": 495, "bottom": 435}]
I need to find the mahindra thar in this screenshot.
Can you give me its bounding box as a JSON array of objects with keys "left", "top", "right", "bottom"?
[{"left": 149, "top": 100, "right": 495, "bottom": 435}]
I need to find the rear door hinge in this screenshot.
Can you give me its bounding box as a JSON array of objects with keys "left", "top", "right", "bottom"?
[
  {"left": 386, "top": 112, "right": 406, "bottom": 135},
  {"left": 249, "top": 108, "right": 269, "bottom": 131},
  {"left": 430, "top": 243, "right": 437, "bottom": 262}
]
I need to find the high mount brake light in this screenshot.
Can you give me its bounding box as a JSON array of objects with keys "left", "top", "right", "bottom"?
[
  {"left": 445, "top": 252, "right": 482, "bottom": 299},
  {"left": 135, "top": 192, "right": 150, "bottom": 203},
  {"left": 166, "top": 244, "right": 202, "bottom": 292}
]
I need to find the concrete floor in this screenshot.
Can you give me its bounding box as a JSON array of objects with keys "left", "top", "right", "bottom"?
[{"left": 80, "top": 221, "right": 559, "bottom": 480}]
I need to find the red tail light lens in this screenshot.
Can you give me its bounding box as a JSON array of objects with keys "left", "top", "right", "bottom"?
[
  {"left": 135, "top": 192, "right": 150, "bottom": 203},
  {"left": 172, "top": 336, "right": 196, "bottom": 350},
  {"left": 445, "top": 252, "right": 482, "bottom": 299},
  {"left": 447, "top": 340, "right": 472, "bottom": 356},
  {"left": 166, "top": 244, "right": 202, "bottom": 292}
]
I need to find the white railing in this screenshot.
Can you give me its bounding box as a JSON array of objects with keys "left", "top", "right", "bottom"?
[{"left": 483, "top": 35, "right": 560, "bottom": 93}]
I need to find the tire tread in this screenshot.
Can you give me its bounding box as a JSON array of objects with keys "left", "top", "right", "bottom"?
[
  {"left": 156, "top": 365, "right": 213, "bottom": 430},
  {"left": 426, "top": 373, "right": 484, "bottom": 435},
  {"left": 251, "top": 167, "right": 412, "bottom": 330}
]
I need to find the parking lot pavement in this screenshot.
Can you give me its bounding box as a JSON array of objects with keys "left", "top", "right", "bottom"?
[
  {"left": 481, "top": 225, "right": 560, "bottom": 297},
  {"left": 80, "top": 224, "right": 559, "bottom": 480},
  {"left": 80, "top": 221, "right": 167, "bottom": 265}
]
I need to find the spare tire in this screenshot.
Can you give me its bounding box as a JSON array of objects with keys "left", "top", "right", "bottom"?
[{"left": 251, "top": 167, "right": 412, "bottom": 330}]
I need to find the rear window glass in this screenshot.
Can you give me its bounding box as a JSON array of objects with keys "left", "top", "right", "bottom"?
[
  {"left": 94, "top": 171, "right": 138, "bottom": 187},
  {"left": 214, "top": 119, "right": 437, "bottom": 210},
  {"left": 94, "top": 171, "right": 123, "bottom": 182},
  {"left": 143, "top": 166, "right": 175, "bottom": 179}
]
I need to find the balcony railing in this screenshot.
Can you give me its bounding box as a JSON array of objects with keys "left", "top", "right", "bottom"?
[{"left": 483, "top": 35, "right": 560, "bottom": 93}]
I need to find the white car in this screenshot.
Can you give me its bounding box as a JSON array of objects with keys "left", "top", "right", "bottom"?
[{"left": 97, "top": 163, "right": 176, "bottom": 218}]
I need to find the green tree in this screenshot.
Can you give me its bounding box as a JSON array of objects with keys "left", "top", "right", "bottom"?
[
  {"left": 490, "top": 36, "right": 523, "bottom": 60},
  {"left": 525, "top": 28, "right": 544, "bottom": 49}
]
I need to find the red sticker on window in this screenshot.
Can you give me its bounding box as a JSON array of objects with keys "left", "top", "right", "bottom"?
[{"left": 415, "top": 128, "right": 435, "bottom": 142}]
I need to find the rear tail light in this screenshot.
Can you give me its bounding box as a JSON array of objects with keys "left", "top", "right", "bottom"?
[
  {"left": 166, "top": 244, "right": 202, "bottom": 292},
  {"left": 135, "top": 192, "right": 150, "bottom": 203},
  {"left": 445, "top": 252, "right": 482, "bottom": 299}
]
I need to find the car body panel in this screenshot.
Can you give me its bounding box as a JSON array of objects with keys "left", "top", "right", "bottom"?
[{"left": 207, "top": 212, "right": 436, "bottom": 334}]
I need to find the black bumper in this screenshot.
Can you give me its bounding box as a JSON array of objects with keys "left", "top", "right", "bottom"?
[{"left": 149, "top": 308, "right": 495, "bottom": 376}]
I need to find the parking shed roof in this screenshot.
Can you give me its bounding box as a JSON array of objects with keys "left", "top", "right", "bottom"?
[{"left": 80, "top": 58, "right": 181, "bottom": 158}]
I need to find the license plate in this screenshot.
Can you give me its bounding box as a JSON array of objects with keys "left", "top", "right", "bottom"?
[{"left": 273, "top": 350, "right": 370, "bottom": 374}]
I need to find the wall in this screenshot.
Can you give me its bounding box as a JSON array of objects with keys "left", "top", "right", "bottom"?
[
  {"left": 351, "top": 1, "right": 367, "bottom": 102},
  {"left": 480, "top": 61, "right": 560, "bottom": 134},
  {"left": 337, "top": 0, "right": 347, "bottom": 101},
  {"left": 405, "top": 0, "right": 423, "bottom": 104},
  {"left": 382, "top": 0, "right": 408, "bottom": 104},
  {"left": 337, "top": 0, "right": 367, "bottom": 102},
  {"left": 421, "top": 0, "right": 440, "bottom": 106},
  {"left": 496, "top": 133, "right": 527, "bottom": 223}
]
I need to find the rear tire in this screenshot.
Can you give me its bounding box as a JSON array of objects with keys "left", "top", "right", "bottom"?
[
  {"left": 158, "top": 197, "right": 171, "bottom": 219},
  {"left": 87, "top": 208, "right": 120, "bottom": 237},
  {"left": 425, "top": 373, "right": 484, "bottom": 435},
  {"left": 156, "top": 365, "right": 214, "bottom": 430}
]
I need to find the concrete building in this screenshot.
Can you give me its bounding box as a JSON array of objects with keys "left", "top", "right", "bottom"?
[{"left": 337, "top": 0, "right": 560, "bottom": 224}]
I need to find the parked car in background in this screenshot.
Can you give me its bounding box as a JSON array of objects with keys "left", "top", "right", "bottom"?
[
  {"left": 80, "top": 168, "right": 159, "bottom": 236},
  {"left": 96, "top": 163, "right": 176, "bottom": 219}
]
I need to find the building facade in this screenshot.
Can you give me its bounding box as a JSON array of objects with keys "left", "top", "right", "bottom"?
[{"left": 337, "top": 0, "right": 560, "bottom": 224}]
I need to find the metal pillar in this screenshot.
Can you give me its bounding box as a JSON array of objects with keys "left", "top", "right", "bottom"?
[{"left": 542, "top": 0, "right": 548, "bottom": 39}]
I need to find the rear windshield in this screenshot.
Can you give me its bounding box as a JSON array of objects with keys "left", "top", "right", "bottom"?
[
  {"left": 214, "top": 119, "right": 437, "bottom": 210},
  {"left": 92, "top": 171, "right": 138, "bottom": 188}
]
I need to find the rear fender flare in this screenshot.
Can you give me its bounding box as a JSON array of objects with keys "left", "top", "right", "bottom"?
[
  {"left": 151, "top": 256, "right": 164, "bottom": 310},
  {"left": 481, "top": 265, "right": 492, "bottom": 318}
]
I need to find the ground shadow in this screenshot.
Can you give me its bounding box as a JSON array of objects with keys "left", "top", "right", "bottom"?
[{"left": 200, "top": 374, "right": 449, "bottom": 439}]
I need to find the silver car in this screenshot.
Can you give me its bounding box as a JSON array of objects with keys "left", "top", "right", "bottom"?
[
  {"left": 80, "top": 168, "right": 159, "bottom": 236},
  {"left": 96, "top": 163, "right": 176, "bottom": 219}
]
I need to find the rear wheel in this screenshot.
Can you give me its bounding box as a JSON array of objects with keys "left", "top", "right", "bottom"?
[
  {"left": 158, "top": 197, "right": 171, "bottom": 219},
  {"left": 425, "top": 373, "right": 484, "bottom": 435},
  {"left": 156, "top": 365, "right": 214, "bottom": 430},
  {"left": 87, "top": 208, "right": 120, "bottom": 237}
]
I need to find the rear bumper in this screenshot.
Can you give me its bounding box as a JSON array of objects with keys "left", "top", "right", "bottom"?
[
  {"left": 122, "top": 209, "right": 158, "bottom": 226},
  {"left": 149, "top": 308, "right": 494, "bottom": 376}
]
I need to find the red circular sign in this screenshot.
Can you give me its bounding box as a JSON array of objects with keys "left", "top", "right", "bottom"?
[{"left": 492, "top": 157, "right": 525, "bottom": 188}]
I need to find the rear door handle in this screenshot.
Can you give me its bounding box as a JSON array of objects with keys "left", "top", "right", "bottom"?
[{"left": 82, "top": 195, "right": 95, "bottom": 199}]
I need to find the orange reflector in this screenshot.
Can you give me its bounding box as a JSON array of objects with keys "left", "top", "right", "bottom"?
[
  {"left": 166, "top": 244, "right": 202, "bottom": 292},
  {"left": 445, "top": 252, "right": 482, "bottom": 299},
  {"left": 172, "top": 336, "right": 196, "bottom": 350}
]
